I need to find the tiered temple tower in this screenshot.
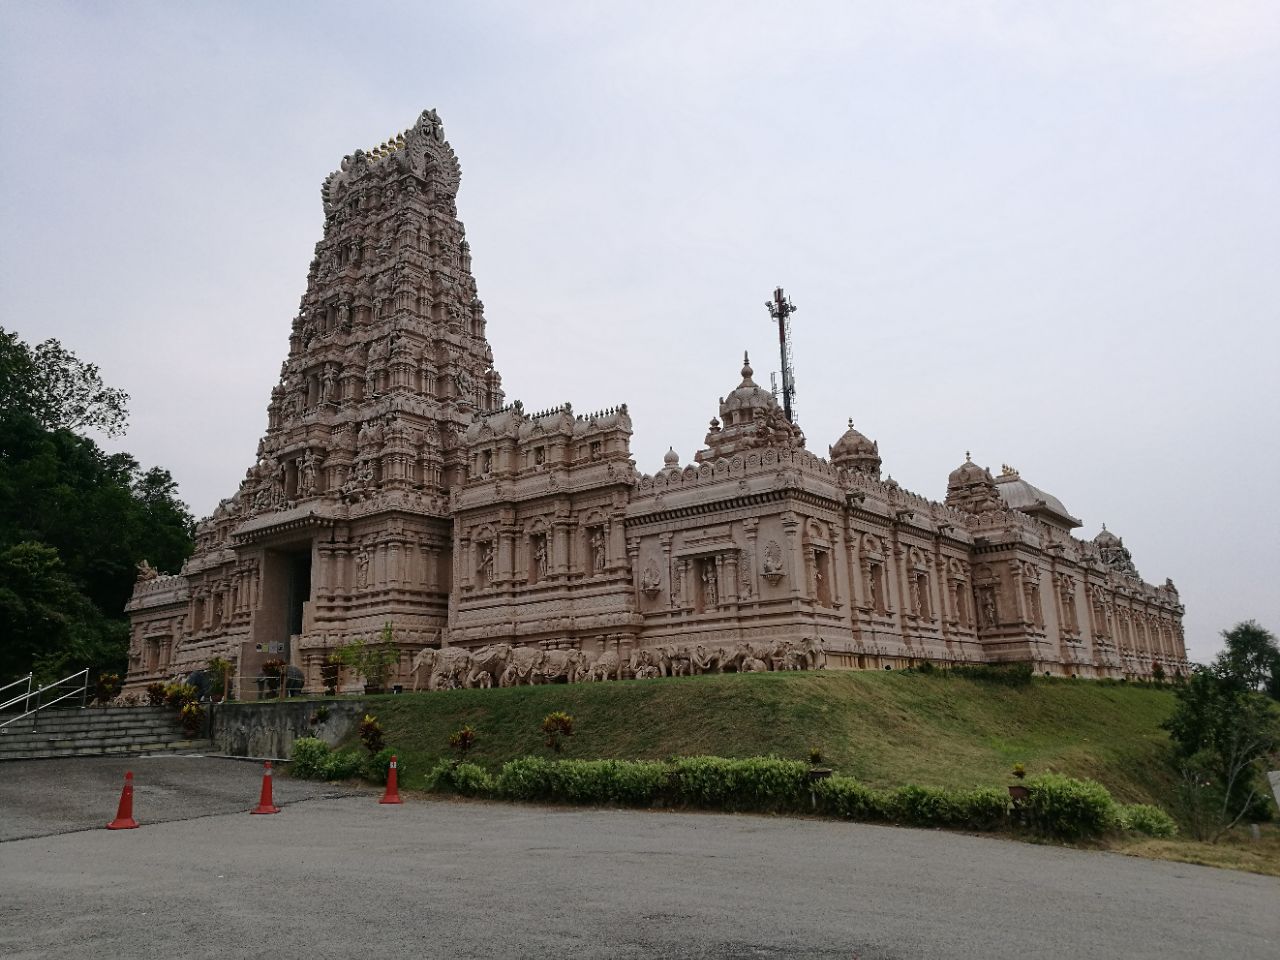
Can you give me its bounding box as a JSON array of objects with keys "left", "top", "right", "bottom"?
[{"left": 128, "top": 110, "right": 504, "bottom": 688}]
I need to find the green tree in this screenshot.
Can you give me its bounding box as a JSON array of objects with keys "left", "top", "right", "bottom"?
[
  {"left": 0, "top": 542, "right": 125, "bottom": 682},
  {"left": 1, "top": 327, "right": 129, "bottom": 437},
  {"left": 1213, "top": 620, "right": 1280, "bottom": 698},
  {"left": 0, "top": 328, "right": 194, "bottom": 683},
  {"left": 1163, "top": 663, "right": 1280, "bottom": 841}
]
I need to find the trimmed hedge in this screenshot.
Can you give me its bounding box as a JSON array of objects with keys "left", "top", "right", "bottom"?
[
  {"left": 1023, "top": 773, "right": 1117, "bottom": 839},
  {"left": 669, "top": 757, "right": 809, "bottom": 812},
  {"left": 295, "top": 741, "right": 1176, "bottom": 843}
]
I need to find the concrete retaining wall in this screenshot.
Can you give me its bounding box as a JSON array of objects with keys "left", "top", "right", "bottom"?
[{"left": 210, "top": 700, "right": 367, "bottom": 759}]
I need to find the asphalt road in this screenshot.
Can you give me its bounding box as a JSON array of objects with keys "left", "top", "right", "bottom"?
[{"left": 0, "top": 758, "right": 1276, "bottom": 959}]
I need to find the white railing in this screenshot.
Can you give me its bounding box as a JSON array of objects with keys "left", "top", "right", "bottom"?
[{"left": 0, "top": 668, "right": 89, "bottom": 728}]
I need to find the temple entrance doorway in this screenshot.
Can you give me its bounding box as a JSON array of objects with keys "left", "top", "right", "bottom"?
[{"left": 251, "top": 545, "right": 314, "bottom": 675}]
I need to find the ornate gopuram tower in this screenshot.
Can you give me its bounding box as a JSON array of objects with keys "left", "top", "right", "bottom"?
[{"left": 126, "top": 109, "right": 503, "bottom": 692}]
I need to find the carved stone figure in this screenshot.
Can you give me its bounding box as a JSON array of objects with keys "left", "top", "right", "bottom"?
[
  {"left": 355, "top": 549, "right": 370, "bottom": 590},
  {"left": 136, "top": 559, "right": 159, "bottom": 582},
  {"left": 590, "top": 528, "right": 606, "bottom": 573},
  {"left": 640, "top": 563, "right": 662, "bottom": 598},
  {"left": 762, "top": 541, "right": 785, "bottom": 583},
  {"left": 701, "top": 562, "right": 718, "bottom": 607},
  {"left": 978, "top": 587, "right": 998, "bottom": 629},
  {"left": 532, "top": 536, "right": 548, "bottom": 581}
]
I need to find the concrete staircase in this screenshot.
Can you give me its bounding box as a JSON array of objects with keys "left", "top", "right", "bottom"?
[{"left": 0, "top": 706, "right": 212, "bottom": 760}]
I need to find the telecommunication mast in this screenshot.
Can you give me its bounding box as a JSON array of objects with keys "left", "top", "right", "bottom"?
[{"left": 766, "top": 286, "right": 798, "bottom": 423}]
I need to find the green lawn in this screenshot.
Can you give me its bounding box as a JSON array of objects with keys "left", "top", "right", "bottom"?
[{"left": 351, "top": 670, "right": 1179, "bottom": 805}]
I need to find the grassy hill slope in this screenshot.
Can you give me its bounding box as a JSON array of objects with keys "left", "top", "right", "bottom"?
[{"left": 356, "top": 671, "right": 1178, "bottom": 804}]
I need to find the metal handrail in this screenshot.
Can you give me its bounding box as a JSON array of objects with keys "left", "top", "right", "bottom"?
[
  {"left": 0, "top": 673, "right": 33, "bottom": 701},
  {"left": 0, "top": 667, "right": 89, "bottom": 729}
]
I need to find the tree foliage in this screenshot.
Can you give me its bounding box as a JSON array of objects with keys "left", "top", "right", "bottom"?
[
  {"left": 0, "top": 329, "right": 193, "bottom": 682},
  {"left": 1, "top": 327, "right": 129, "bottom": 437},
  {"left": 1163, "top": 635, "right": 1280, "bottom": 841},
  {"left": 1212, "top": 620, "right": 1280, "bottom": 699}
]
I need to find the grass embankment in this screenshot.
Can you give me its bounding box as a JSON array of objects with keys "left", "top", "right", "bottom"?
[{"left": 350, "top": 670, "right": 1179, "bottom": 807}]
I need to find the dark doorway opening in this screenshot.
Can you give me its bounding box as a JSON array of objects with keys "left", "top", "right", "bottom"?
[{"left": 286, "top": 550, "right": 313, "bottom": 638}]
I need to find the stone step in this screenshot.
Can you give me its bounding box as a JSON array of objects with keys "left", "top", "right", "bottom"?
[
  {"left": 1, "top": 739, "right": 214, "bottom": 761},
  {"left": 0, "top": 705, "right": 201, "bottom": 760},
  {"left": 1, "top": 718, "right": 183, "bottom": 735},
  {"left": 0, "top": 730, "right": 191, "bottom": 750}
]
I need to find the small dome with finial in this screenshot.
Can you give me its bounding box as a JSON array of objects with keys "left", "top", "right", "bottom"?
[
  {"left": 948, "top": 451, "right": 989, "bottom": 487},
  {"left": 830, "top": 418, "right": 881, "bottom": 478},
  {"left": 663, "top": 447, "right": 679, "bottom": 467}
]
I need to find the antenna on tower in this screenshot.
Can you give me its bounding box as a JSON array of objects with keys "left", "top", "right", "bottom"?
[{"left": 765, "top": 286, "right": 798, "bottom": 423}]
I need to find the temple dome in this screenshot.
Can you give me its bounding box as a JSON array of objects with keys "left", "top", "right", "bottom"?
[
  {"left": 663, "top": 447, "right": 680, "bottom": 467},
  {"left": 948, "top": 454, "right": 988, "bottom": 487},
  {"left": 830, "top": 419, "right": 881, "bottom": 478},
  {"left": 719, "top": 353, "right": 777, "bottom": 416},
  {"left": 994, "top": 465, "right": 1081, "bottom": 531},
  {"left": 1094, "top": 525, "right": 1121, "bottom": 547},
  {"left": 694, "top": 352, "right": 804, "bottom": 462}
]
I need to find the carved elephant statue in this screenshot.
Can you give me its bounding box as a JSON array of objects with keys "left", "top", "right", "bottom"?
[
  {"left": 586, "top": 650, "right": 623, "bottom": 682},
  {"left": 800, "top": 636, "right": 828, "bottom": 670},
  {"left": 628, "top": 648, "right": 656, "bottom": 679},
  {"left": 536, "top": 648, "right": 588, "bottom": 684},
  {"left": 410, "top": 648, "right": 437, "bottom": 692},
  {"left": 466, "top": 643, "right": 512, "bottom": 688},
  {"left": 690, "top": 644, "right": 722, "bottom": 675},
  {"left": 428, "top": 647, "right": 472, "bottom": 691},
  {"left": 500, "top": 646, "right": 544, "bottom": 687},
  {"left": 740, "top": 656, "right": 770, "bottom": 673},
  {"left": 667, "top": 645, "right": 693, "bottom": 677}
]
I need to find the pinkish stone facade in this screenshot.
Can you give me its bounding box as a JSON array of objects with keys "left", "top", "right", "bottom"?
[{"left": 125, "top": 110, "right": 1187, "bottom": 694}]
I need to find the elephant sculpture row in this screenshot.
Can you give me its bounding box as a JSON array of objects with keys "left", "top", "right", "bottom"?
[{"left": 410, "top": 637, "right": 827, "bottom": 692}]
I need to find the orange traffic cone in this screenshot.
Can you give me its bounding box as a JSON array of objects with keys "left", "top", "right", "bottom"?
[
  {"left": 250, "top": 760, "right": 281, "bottom": 814},
  {"left": 106, "top": 770, "right": 139, "bottom": 829},
  {"left": 380, "top": 754, "right": 402, "bottom": 805}
]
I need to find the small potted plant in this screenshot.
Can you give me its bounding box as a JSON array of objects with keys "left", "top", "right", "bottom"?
[{"left": 1008, "top": 763, "right": 1030, "bottom": 803}]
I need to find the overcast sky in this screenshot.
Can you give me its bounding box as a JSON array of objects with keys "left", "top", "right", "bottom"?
[{"left": 2, "top": 1, "right": 1277, "bottom": 664}]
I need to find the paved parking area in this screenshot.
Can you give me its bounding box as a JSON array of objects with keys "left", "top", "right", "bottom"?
[{"left": 0, "top": 757, "right": 1276, "bottom": 959}]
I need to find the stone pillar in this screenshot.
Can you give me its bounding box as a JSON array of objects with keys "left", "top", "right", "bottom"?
[
  {"left": 660, "top": 534, "right": 674, "bottom": 609},
  {"left": 783, "top": 513, "right": 802, "bottom": 600},
  {"left": 742, "top": 519, "right": 759, "bottom": 601},
  {"left": 552, "top": 522, "right": 570, "bottom": 579}
]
